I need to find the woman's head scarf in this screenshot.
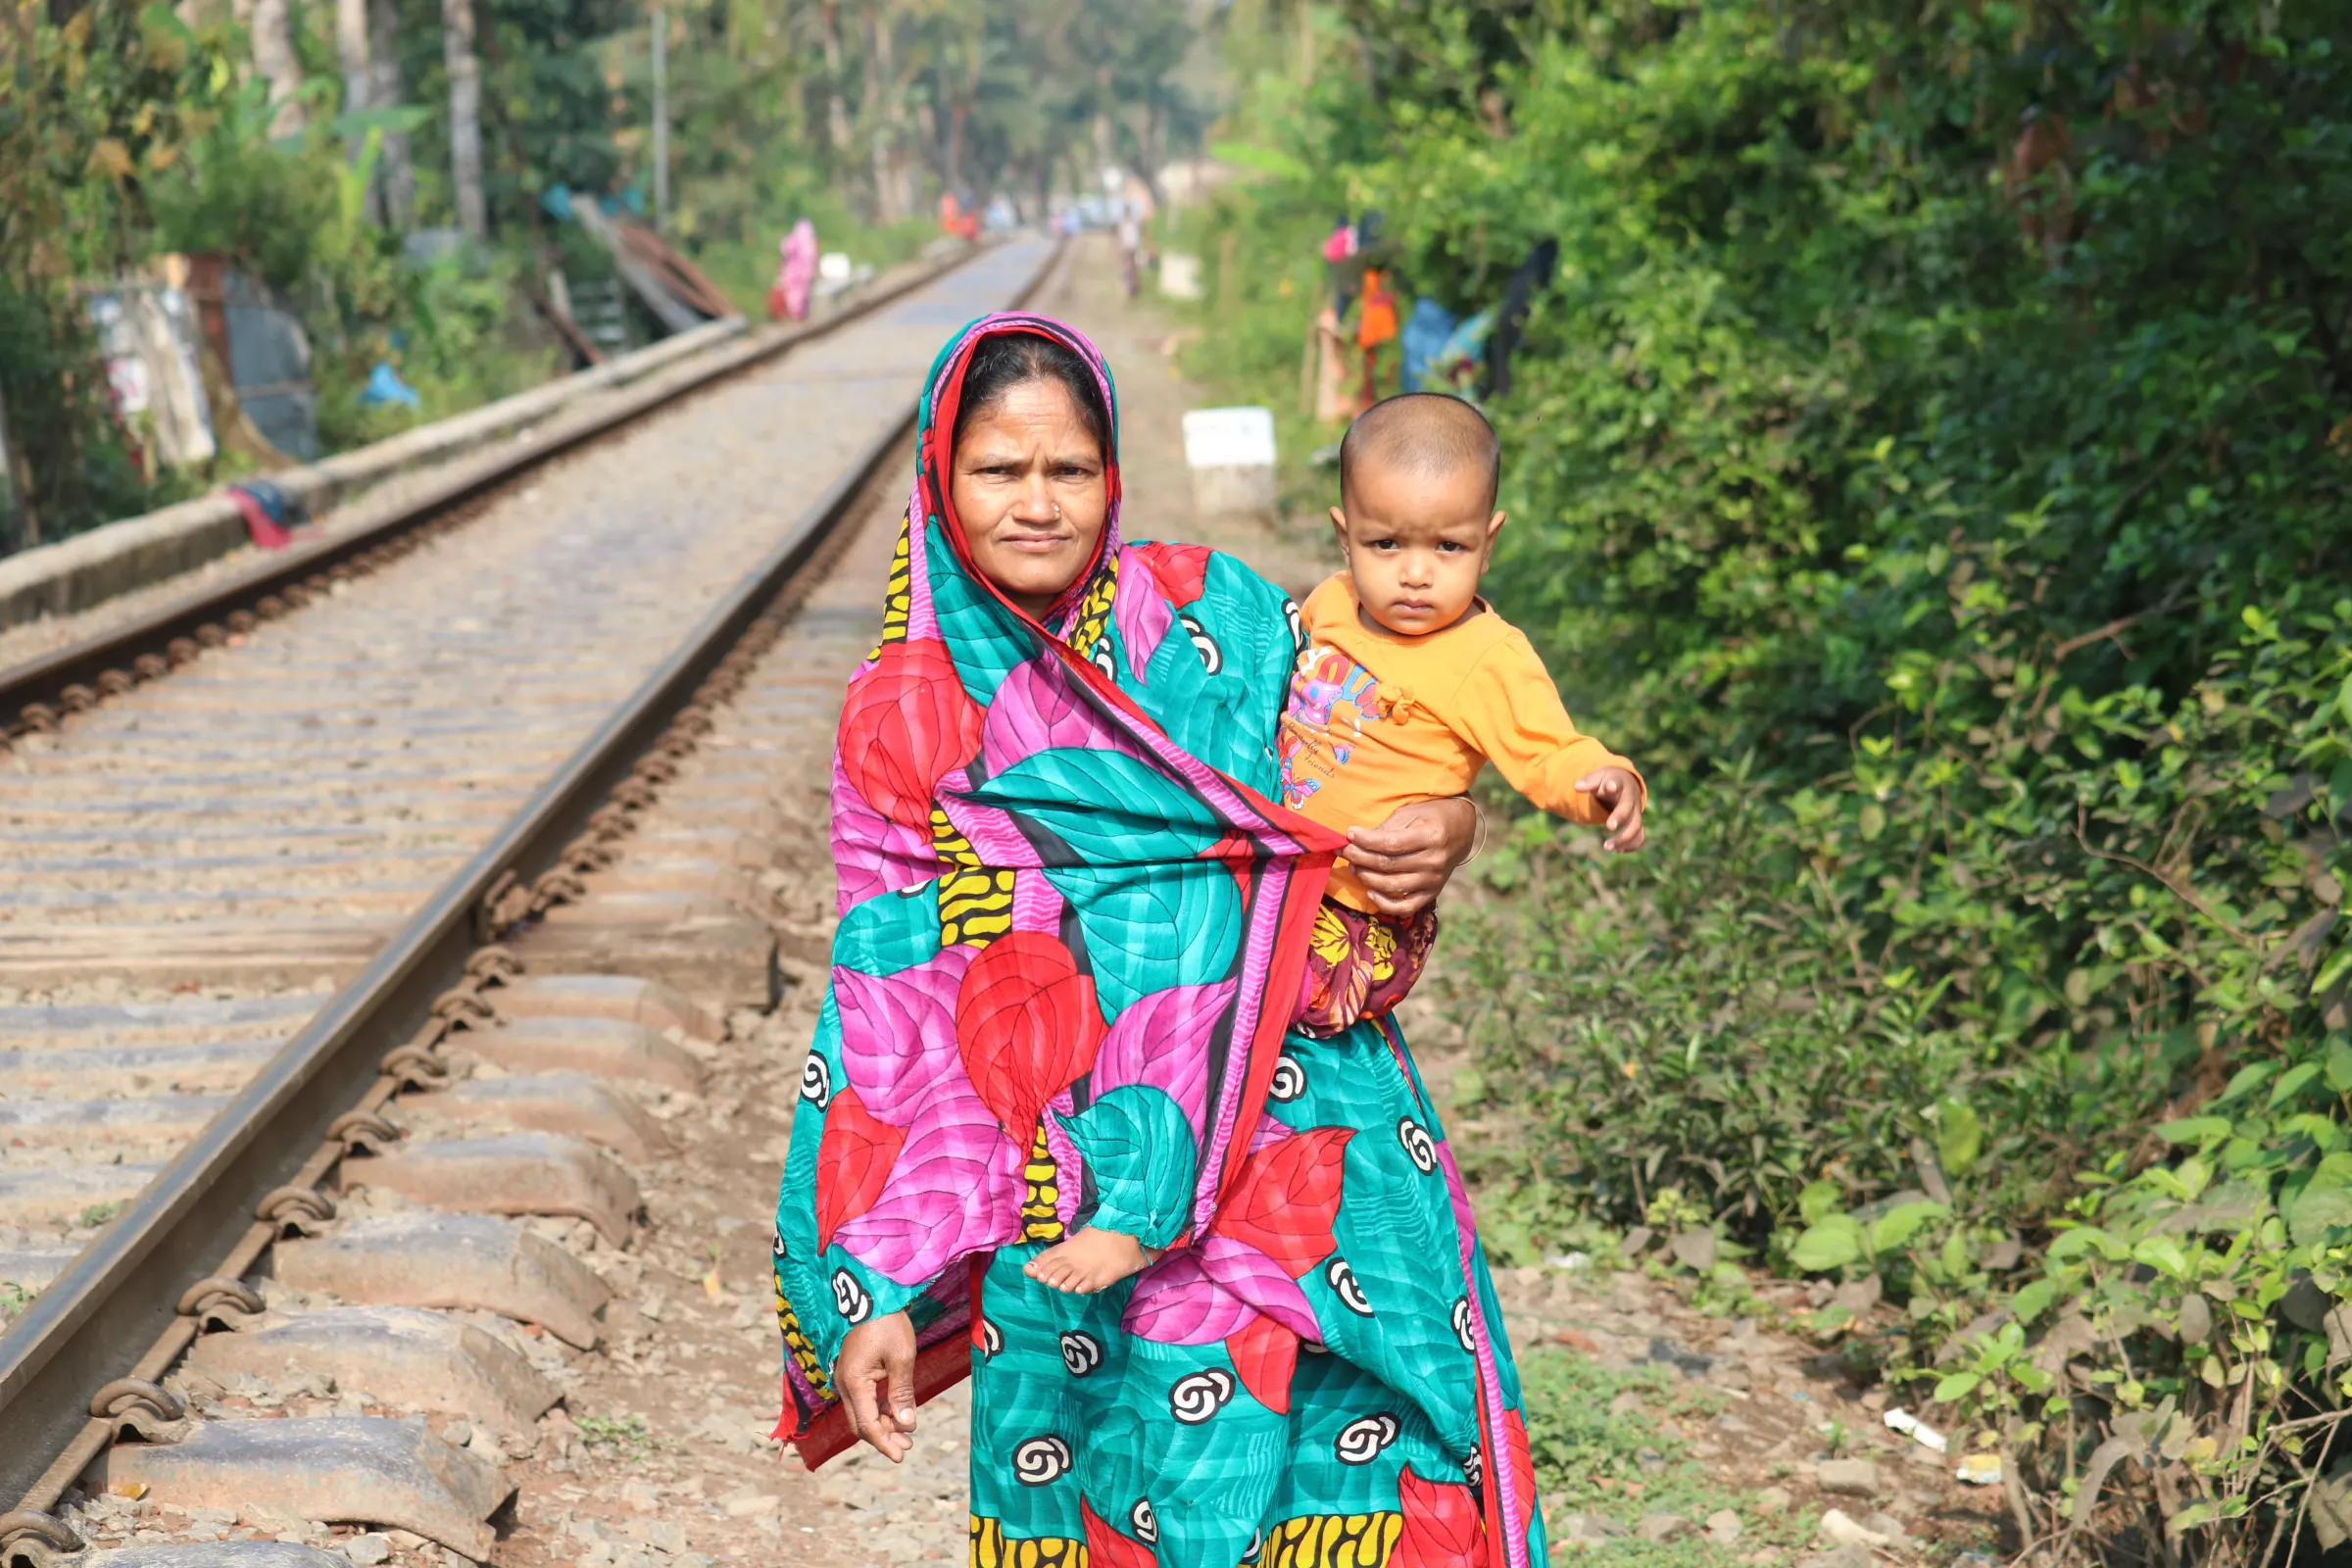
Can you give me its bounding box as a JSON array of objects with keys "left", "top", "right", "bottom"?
[{"left": 773, "top": 312, "right": 1340, "bottom": 1461}]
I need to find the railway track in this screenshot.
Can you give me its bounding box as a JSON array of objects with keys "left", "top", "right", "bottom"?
[{"left": 0, "top": 235, "right": 1062, "bottom": 1568}]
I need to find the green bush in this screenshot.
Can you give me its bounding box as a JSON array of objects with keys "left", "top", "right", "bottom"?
[{"left": 1184, "top": 0, "right": 2352, "bottom": 1556}]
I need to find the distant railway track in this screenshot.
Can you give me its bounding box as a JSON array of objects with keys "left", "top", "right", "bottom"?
[{"left": 0, "top": 236, "right": 1062, "bottom": 1568}]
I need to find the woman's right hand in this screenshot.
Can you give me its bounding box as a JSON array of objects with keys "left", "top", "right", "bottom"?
[
  {"left": 1346, "top": 796, "right": 1480, "bottom": 916},
  {"left": 834, "top": 1310, "right": 917, "bottom": 1461}
]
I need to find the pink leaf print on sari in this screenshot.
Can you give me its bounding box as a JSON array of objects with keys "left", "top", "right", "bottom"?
[
  {"left": 1121, "top": 1249, "right": 1256, "bottom": 1345},
  {"left": 1122, "top": 1235, "right": 1319, "bottom": 1345},
  {"left": 830, "top": 755, "right": 934, "bottom": 911},
  {"left": 934, "top": 787, "right": 1038, "bottom": 870},
  {"left": 829, "top": 1089, "right": 1019, "bottom": 1286},
  {"left": 1089, "top": 980, "right": 1234, "bottom": 1137},
  {"left": 831, "top": 951, "right": 970, "bottom": 1128},
  {"left": 1111, "top": 545, "right": 1176, "bottom": 676},
  {"left": 978, "top": 658, "right": 1146, "bottom": 779}
]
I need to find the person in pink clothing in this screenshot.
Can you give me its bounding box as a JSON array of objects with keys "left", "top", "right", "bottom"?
[{"left": 768, "top": 219, "right": 819, "bottom": 322}]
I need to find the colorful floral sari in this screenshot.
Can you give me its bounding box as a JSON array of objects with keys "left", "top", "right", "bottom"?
[{"left": 772, "top": 313, "right": 1548, "bottom": 1568}]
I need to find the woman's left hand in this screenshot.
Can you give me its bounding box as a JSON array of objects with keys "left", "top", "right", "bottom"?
[{"left": 1345, "top": 797, "right": 1479, "bottom": 917}]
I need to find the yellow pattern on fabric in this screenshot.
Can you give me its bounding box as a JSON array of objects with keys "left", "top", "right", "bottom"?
[
  {"left": 934, "top": 808, "right": 1015, "bottom": 949},
  {"left": 940, "top": 870, "right": 1016, "bottom": 949},
  {"left": 1066, "top": 556, "right": 1119, "bottom": 666},
  {"left": 969, "top": 1516, "right": 1086, "bottom": 1568},
  {"left": 933, "top": 806, "right": 982, "bottom": 868},
  {"left": 773, "top": 1267, "right": 830, "bottom": 1396},
  {"left": 1309, "top": 903, "right": 1352, "bottom": 966},
  {"left": 1020, "top": 1123, "right": 1064, "bottom": 1242},
  {"left": 870, "top": 516, "right": 914, "bottom": 660},
  {"left": 1265, "top": 1513, "right": 1402, "bottom": 1568}
]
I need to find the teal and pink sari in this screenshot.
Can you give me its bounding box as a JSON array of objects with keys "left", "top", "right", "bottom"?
[{"left": 771, "top": 314, "right": 1548, "bottom": 1568}]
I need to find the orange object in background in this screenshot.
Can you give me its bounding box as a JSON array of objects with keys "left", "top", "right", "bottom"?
[
  {"left": 1356, "top": 268, "right": 1399, "bottom": 401},
  {"left": 1356, "top": 268, "right": 1399, "bottom": 349},
  {"left": 938, "top": 192, "right": 982, "bottom": 244}
]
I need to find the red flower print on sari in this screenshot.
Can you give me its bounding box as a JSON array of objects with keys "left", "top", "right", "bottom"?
[
  {"left": 1081, "top": 1501, "right": 1159, "bottom": 1568},
  {"left": 955, "top": 931, "right": 1106, "bottom": 1141},
  {"left": 1133, "top": 541, "right": 1212, "bottom": 607},
  {"left": 837, "top": 638, "right": 984, "bottom": 830},
  {"left": 1393, "top": 1467, "right": 1483, "bottom": 1568},
  {"left": 1225, "top": 1312, "right": 1298, "bottom": 1415},
  {"left": 814, "top": 1086, "right": 906, "bottom": 1250},
  {"left": 1208, "top": 1125, "right": 1350, "bottom": 1277}
]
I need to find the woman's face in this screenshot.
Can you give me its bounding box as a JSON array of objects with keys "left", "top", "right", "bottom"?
[{"left": 950, "top": 376, "right": 1109, "bottom": 620}]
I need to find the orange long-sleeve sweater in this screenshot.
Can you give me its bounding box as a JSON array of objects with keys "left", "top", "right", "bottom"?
[{"left": 1279, "top": 574, "right": 1645, "bottom": 910}]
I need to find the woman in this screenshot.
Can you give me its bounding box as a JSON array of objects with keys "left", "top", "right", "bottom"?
[
  {"left": 769, "top": 219, "right": 818, "bottom": 322},
  {"left": 772, "top": 313, "right": 1547, "bottom": 1568}
]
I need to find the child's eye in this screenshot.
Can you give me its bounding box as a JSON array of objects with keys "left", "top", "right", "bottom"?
[
  {"left": 1437, "top": 541, "right": 1464, "bottom": 553},
  {"left": 1369, "top": 538, "right": 1400, "bottom": 551}
]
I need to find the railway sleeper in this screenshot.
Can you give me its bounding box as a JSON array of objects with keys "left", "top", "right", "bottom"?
[
  {"left": 91, "top": 1419, "right": 514, "bottom": 1560},
  {"left": 439, "top": 1017, "right": 707, "bottom": 1096},
  {"left": 184, "top": 1306, "right": 559, "bottom": 1438},
  {"left": 340, "top": 1134, "right": 643, "bottom": 1249},
  {"left": 270, "top": 1214, "right": 610, "bottom": 1350}
]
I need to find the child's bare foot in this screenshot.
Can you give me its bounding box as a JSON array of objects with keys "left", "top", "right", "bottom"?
[{"left": 1023, "top": 1227, "right": 1160, "bottom": 1294}]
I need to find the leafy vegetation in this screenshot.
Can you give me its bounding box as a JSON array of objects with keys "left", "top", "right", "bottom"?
[
  {"left": 1181, "top": 0, "right": 2352, "bottom": 1557},
  {"left": 1, "top": 0, "right": 1211, "bottom": 548}
]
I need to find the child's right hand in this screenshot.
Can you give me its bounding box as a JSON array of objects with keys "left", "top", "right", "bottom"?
[{"left": 1574, "top": 766, "right": 1647, "bottom": 852}]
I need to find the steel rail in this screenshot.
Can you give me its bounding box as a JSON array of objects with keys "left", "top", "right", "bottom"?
[
  {"left": 0, "top": 235, "right": 1062, "bottom": 1514},
  {"left": 0, "top": 244, "right": 973, "bottom": 738}
]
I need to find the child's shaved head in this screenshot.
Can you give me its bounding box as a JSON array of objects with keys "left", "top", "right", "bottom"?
[{"left": 1339, "top": 393, "right": 1500, "bottom": 513}]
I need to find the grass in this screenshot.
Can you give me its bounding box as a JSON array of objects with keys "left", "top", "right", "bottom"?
[
  {"left": 1518, "top": 1347, "right": 1819, "bottom": 1563},
  {"left": 574, "top": 1411, "right": 653, "bottom": 1456}
]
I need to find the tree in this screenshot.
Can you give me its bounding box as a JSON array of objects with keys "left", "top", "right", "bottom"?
[
  {"left": 368, "top": 0, "right": 416, "bottom": 226},
  {"left": 441, "top": 0, "right": 486, "bottom": 236},
  {"left": 335, "top": 0, "right": 379, "bottom": 220},
  {"left": 250, "top": 0, "right": 305, "bottom": 133}
]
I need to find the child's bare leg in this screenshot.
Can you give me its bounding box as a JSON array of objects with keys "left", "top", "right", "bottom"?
[{"left": 1022, "top": 1227, "right": 1162, "bottom": 1294}]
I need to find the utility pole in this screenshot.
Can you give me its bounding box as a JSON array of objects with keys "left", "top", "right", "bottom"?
[{"left": 651, "top": 0, "right": 669, "bottom": 232}]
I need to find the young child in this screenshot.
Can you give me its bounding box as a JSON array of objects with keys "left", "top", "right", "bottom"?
[{"left": 1279, "top": 392, "right": 1647, "bottom": 1035}]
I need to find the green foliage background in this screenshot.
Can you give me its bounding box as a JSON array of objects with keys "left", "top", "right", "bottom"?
[
  {"left": 1182, "top": 0, "right": 2352, "bottom": 1554},
  {"left": 0, "top": 0, "right": 1209, "bottom": 546}
]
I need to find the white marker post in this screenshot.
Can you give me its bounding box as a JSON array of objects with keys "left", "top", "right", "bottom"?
[{"left": 1182, "top": 406, "right": 1278, "bottom": 520}]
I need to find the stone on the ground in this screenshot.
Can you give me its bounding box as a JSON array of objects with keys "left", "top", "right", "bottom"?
[
  {"left": 1753, "top": 1486, "right": 1792, "bottom": 1515},
  {"left": 1861, "top": 1511, "right": 1911, "bottom": 1543},
  {"left": 343, "top": 1537, "right": 391, "bottom": 1566},
  {"left": 1819, "top": 1508, "right": 1899, "bottom": 1549},
  {"left": 1638, "top": 1513, "right": 1690, "bottom": 1543},
  {"left": 1554, "top": 1513, "right": 1620, "bottom": 1546},
  {"left": 1608, "top": 1390, "right": 1645, "bottom": 1418},
  {"left": 1706, "top": 1509, "right": 1743, "bottom": 1544},
  {"left": 1815, "top": 1457, "right": 1883, "bottom": 1495}
]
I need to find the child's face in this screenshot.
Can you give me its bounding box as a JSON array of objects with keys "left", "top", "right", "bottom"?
[
  {"left": 952, "top": 379, "right": 1109, "bottom": 619},
  {"left": 1329, "top": 458, "right": 1504, "bottom": 637}
]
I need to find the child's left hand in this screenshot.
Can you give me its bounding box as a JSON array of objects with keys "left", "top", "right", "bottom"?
[{"left": 1574, "top": 766, "right": 1646, "bottom": 852}]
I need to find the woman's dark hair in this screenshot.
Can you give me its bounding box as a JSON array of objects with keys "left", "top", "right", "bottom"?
[{"left": 952, "top": 331, "right": 1112, "bottom": 459}]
